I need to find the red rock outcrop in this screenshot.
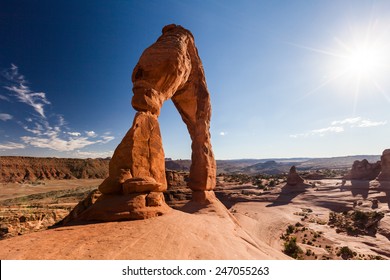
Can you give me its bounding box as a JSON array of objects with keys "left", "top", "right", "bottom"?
[
  {"left": 66, "top": 24, "right": 216, "bottom": 223},
  {"left": 377, "top": 149, "right": 390, "bottom": 181},
  {"left": 286, "top": 166, "right": 304, "bottom": 186},
  {"left": 0, "top": 156, "right": 109, "bottom": 183},
  {"left": 344, "top": 159, "right": 381, "bottom": 180}
]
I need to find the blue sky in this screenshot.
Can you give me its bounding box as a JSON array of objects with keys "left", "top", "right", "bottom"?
[{"left": 1, "top": 0, "right": 389, "bottom": 159}]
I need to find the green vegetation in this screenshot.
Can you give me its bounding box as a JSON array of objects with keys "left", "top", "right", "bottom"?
[
  {"left": 283, "top": 237, "right": 303, "bottom": 259},
  {"left": 328, "top": 210, "right": 385, "bottom": 236},
  {"left": 337, "top": 246, "right": 355, "bottom": 260}
]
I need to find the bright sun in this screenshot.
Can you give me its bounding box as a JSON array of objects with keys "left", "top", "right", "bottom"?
[{"left": 342, "top": 45, "right": 385, "bottom": 79}]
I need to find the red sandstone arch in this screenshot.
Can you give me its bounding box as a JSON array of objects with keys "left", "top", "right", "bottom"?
[{"left": 99, "top": 24, "right": 216, "bottom": 194}]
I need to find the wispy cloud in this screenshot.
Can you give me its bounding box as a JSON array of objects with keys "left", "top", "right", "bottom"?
[
  {"left": 219, "top": 131, "right": 227, "bottom": 136},
  {"left": 0, "top": 64, "right": 116, "bottom": 155},
  {"left": 0, "top": 95, "right": 10, "bottom": 101},
  {"left": 101, "top": 135, "right": 115, "bottom": 143},
  {"left": 21, "top": 136, "right": 96, "bottom": 152},
  {"left": 3, "top": 65, "right": 50, "bottom": 118},
  {"left": 356, "top": 119, "right": 387, "bottom": 127},
  {"left": 76, "top": 150, "right": 113, "bottom": 158},
  {"left": 86, "top": 131, "right": 97, "bottom": 137},
  {"left": 290, "top": 126, "right": 344, "bottom": 138},
  {"left": 290, "top": 116, "right": 387, "bottom": 138},
  {"left": 0, "top": 142, "right": 25, "bottom": 150},
  {"left": 0, "top": 113, "right": 13, "bottom": 121},
  {"left": 331, "top": 117, "right": 361, "bottom": 125}
]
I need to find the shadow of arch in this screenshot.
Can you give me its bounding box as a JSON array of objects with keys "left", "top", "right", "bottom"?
[{"left": 350, "top": 180, "right": 370, "bottom": 199}]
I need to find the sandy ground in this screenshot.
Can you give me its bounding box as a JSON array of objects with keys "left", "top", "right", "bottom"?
[{"left": 0, "top": 179, "right": 103, "bottom": 201}]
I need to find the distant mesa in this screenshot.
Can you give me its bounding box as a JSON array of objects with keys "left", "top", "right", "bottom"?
[
  {"left": 286, "top": 165, "right": 304, "bottom": 186},
  {"left": 0, "top": 156, "right": 109, "bottom": 183},
  {"left": 377, "top": 149, "right": 390, "bottom": 181},
  {"left": 62, "top": 24, "right": 217, "bottom": 224},
  {"left": 344, "top": 159, "right": 381, "bottom": 181}
]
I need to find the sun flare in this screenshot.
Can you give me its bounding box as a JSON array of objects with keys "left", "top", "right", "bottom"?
[{"left": 341, "top": 44, "right": 385, "bottom": 79}]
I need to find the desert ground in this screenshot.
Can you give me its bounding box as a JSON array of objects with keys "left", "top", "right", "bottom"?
[{"left": 0, "top": 174, "right": 389, "bottom": 260}]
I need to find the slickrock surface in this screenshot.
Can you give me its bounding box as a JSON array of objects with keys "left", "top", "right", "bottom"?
[{"left": 0, "top": 196, "right": 288, "bottom": 260}]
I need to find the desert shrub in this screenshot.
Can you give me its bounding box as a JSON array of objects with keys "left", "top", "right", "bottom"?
[
  {"left": 286, "top": 225, "right": 295, "bottom": 235},
  {"left": 338, "top": 246, "right": 354, "bottom": 260},
  {"left": 283, "top": 237, "right": 303, "bottom": 259}
]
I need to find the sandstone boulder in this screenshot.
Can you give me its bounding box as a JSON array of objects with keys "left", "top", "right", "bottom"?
[
  {"left": 286, "top": 166, "right": 304, "bottom": 186},
  {"left": 344, "top": 159, "right": 381, "bottom": 180},
  {"left": 377, "top": 149, "right": 390, "bottom": 181}
]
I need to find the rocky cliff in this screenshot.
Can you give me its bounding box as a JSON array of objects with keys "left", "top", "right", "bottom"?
[{"left": 0, "top": 156, "right": 109, "bottom": 183}]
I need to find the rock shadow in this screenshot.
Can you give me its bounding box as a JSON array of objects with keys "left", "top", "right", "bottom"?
[
  {"left": 349, "top": 180, "right": 370, "bottom": 199},
  {"left": 266, "top": 183, "right": 308, "bottom": 207}
]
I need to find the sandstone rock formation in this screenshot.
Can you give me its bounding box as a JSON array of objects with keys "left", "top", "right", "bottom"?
[
  {"left": 377, "top": 149, "right": 390, "bottom": 181},
  {"left": 344, "top": 159, "right": 381, "bottom": 181},
  {"left": 286, "top": 166, "right": 304, "bottom": 186},
  {"left": 64, "top": 24, "right": 216, "bottom": 223}
]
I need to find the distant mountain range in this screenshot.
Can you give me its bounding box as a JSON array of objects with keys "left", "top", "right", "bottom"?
[
  {"left": 166, "top": 155, "right": 381, "bottom": 175},
  {"left": 0, "top": 155, "right": 381, "bottom": 182}
]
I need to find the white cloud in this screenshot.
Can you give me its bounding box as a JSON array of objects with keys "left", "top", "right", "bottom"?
[
  {"left": 291, "top": 116, "right": 387, "bottom": 138},
  {"left": 58, "top": 115, "right": 66, "bottom": 126},
  {"left": 290, "top": 126, "right": 344, "bottom": 138},
  {"left": 0, "top": 95, "right": 10, "bottom": 101},
  {"left": 100, "top": 135, "right": 115, "bottom": 143},
  {"left": 3, "top": 65, "right": 50, "bottom": 118},
  {"left": 22, "top": 126, "right": 42, "bottom": 135},
  {"left": 311, "top": 126, "right": 344, "bottom": 134},
  {"left": 21, "top": 136, "right": 96, "bottom": 152},
  {"left": 219, "top": 131, "right": 227, "bottom": 136},
  {"left": 0, "top": 142, "right": 25, "bottom": 150},
  {"left": 86, "top": 131, "right": 97, "bottom": 137},
  {"left": 356, "top": 120, "right": 387, "bottom": 128},
  {"left": 76, "top": 150, "right": 113, "bottom": 158},
  {"left": 1, "top": 65, "right": 115, "bottom": 154},
  {"left": 0, "top": 113, "right": 13, "bottom": 121},
  {"left": 331, "top": 117, "right": 361, "bottom": 125}
]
